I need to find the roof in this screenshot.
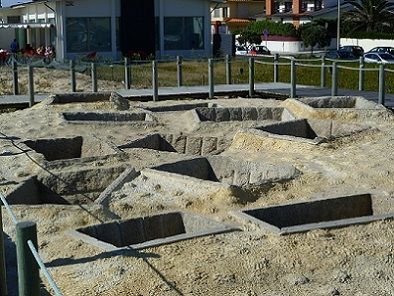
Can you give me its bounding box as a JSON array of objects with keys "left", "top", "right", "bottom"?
[{"left": 224, "top": 17, "right": 253, "bottom": 23}]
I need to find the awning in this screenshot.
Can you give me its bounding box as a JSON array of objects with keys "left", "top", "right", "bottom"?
[{"left": 0, "top": 23, "right": 54, "bottom": 29}]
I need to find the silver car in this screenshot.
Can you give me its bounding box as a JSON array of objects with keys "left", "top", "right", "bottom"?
[{"left": 363, "top": 52, "right": 394, "bottom": 64}]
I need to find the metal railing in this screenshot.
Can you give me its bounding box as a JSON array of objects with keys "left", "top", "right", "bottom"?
[
  {"left": 2, "top": 54, "right": 391, "bottom": 107},
  {"left": 0, "top": 193, "right": 63, "bottom": 296}
]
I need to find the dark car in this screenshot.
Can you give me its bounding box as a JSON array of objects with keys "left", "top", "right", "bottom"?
[
  {"left": 255, "top": 45, "right": 270, "bottom": 55},
  {"left": 339, "top": 45, "right": 364, "bottom": 58},
  {"left": 326, "top": 49, "right": 357, "bottom": 60},
  {"left": 249, "top": 45, "right": 270, "bottom": 55},
  {"left": 368, "top": 47, "right": 394, "bottom": 56}
]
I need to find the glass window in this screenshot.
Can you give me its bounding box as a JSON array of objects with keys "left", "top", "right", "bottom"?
[
  {"left": 164, "top": 17, "right": 204, "bottom": 51},
  {"left": 89, "top": 18, "right": 111, "bottom": 52},
  {"left": 213, "top": 9, "right": 221, "bottom": 18},
  {"left": 66, "top": 18, "right": 88, "bottom": 52},
  {"left": 223, "top": 7, "right": 228, "bottom": 18},
  {"left": 116, "top": 17, "right": 120, "bottom": 50},
  {"left": 66, "top": 17, "right": 111, "bottom": 53},
  {"left": 7, "top": 16, "right": 20, "bottom": 24},
  {"left": 155, "top": 17, "right": 160, "bottom": 51}
]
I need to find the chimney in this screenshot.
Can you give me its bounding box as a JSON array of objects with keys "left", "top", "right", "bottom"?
[{"left": 266, "top": 0, "right": 275, "bottom": 16}]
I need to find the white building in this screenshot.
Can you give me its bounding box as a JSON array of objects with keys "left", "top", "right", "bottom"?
[{"left": 0, "top": 0, "right": 217, "bottom": 60}]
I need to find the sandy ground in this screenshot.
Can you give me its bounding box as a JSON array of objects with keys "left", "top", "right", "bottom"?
[{"left": 0, "top": 95, "right": 394, "bottom": 296}]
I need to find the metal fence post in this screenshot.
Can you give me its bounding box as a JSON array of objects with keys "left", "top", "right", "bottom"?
[
  {"left": 91, "top": 62, "right": 97, "bottom": 92},
  {"left": 152, "top": 60, "right": 159, "bottom": 101},
  {"left": 16, "top": 221, "right": 40, "bottom": 296},
  {"left": 28, "top": 66, "right": 35, "bottom": 107},
  {"left": 359, "top": 56, "right": 365, "bottom": 91},
  {"left": 225, "top": 54, "right": 232, "bottom": 85},
  {"left": 177, "top": 56, "right": 183, "bottom": 87},
  {"left": 331, "top": 62, "right": 338, "bottom": 97},
  {"left": 70, "top": 59, "right": 76, "bottom": 92},
  {"left": 273, "top": 53, "right": 279, "bottom": 83},
  {"left": 378, "top": 64, "right": 385, "bottom": 106},
  {"left": 208, "top": 58, "right": 214, "bottom": 99},
  {"left": 320, "top": 54, "right": 326, "bottom": 88},
  {"left": 12, "top": 59, "right": 19, "bottom": 95},
  {"left": 290, "top": 58, "right": 296, "bottom": 98},
  {"left": 124, "top": 57, "right": 131, "bottom": 89},
  {"left": 249, "top": 57, "right": 255, "bottom": 97},
  {"left": 0, "top": 206, "right": 7, "bottom": 296}
]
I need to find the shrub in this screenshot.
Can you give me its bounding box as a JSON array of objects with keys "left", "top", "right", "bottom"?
[
  {"left": 299, "top": 23, "right": 330, "bottom": 53},
  {"left": 237, "top": 20, "right": 298, "bottom": 45}
]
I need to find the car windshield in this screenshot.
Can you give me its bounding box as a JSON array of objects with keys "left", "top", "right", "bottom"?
[{"left": 380, "top": 53, "right": 394, "bottom": 60}]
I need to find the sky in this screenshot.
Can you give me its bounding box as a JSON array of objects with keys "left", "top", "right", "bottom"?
[{"left": 1, "top": 0, "right": 34, "bottom": 8}]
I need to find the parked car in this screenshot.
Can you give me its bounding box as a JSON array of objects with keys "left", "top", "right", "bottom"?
[
  {"left": 326, "top": 49, "right": 357, "bottom": 60},
  {"left": 250, "top": 45, "right": 271, "bottom": 55},
  {"left": 339, "top": 45, "right": 364, "bottom": 57},
  {"left": 368, "top": 46, "right": 394, "bottom": 56},
  {"left": 363, "top": 52, "right": 394, "bottom": 64},
  {"left": 235, "top": 46, "right": 248, "bottom": 56}
]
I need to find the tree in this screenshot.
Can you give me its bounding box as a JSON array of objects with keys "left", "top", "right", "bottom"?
[
  {"left": 299, "top": 23, "right": 330, "bottom": 53},
  {"left": 236, "top": 20, "right": 298, "bottom": 46},
  {"left": 344, "top": 0, "right": 394, "bottom": 32}
]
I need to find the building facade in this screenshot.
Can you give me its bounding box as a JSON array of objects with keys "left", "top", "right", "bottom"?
[
  {"left": 0, "top": 0, "right": 214, "bottom": 60},
  {"left": 211, "top": 0, "right": 264, "bottom": 33}
]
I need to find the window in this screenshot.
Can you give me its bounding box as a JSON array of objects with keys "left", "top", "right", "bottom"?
[
  {"left": 222, "top": 7, "right": 228, "bottom": 18},
  {"left": 66, "top": 17, "right": 111, "bottom": 53},
  {"left": 116, "top": 17, "right": 120, "bottom": 50},
  {"left": 164, "top": 17, "right": 204, "bottom": 51},
  {"left": 7, "top": 16, "right": 20, "bottom": 24},
  {"left": 213, "top": 8, "right": 221, "bottom": 18},
  {"left": 365, "top": 54, "right": 379, "bottom": 61}
]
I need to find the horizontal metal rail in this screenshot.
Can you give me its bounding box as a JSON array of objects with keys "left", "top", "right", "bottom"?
[
  {"left": 326, "top": 58, "right": 360, "bottom": 63},
  {"left": 282, "top": 56, "right": 322, "bottom": 62},
  {"left": 296, "top": 62, "right": 328, "bottom": 68},
  {"left": 255, "top": 60, "right": 290, "bottom": 66},
  {"left": 338, "top": 65, "right": 379, "bottom": 71},
  {"left": 27, "top": 240, "right": 64, "bottom": 296}
]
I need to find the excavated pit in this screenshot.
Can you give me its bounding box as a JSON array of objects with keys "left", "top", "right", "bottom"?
[
  {"left": 149, "top": 156, "right": 299, "bottom": 188},
  {"left": 62, "top": 111, "right": 153, "bottom": 124},
  {"left": 24, "top": 136, "right": 83, "bottom": 161},
  {"left": 23, "top": 136, "right": 120, "bottom": 161},
  {"left": 297, "top": 96, "right": 383, "bottom": 109},
  {"left": 255, "top": 119, "right": 370, "bottom": 144},
  {"left": 71, "top": 211, "right": 235, "bottom": 250},
  {"left": 234, "top": 194, "right": 394, "bottom": 234},
  {"left": 6, "top": 165, "right": 126, "bottom": 204},
  {"left": 5, "top": 177, "right": 69, "bottom": 205},
  {"left": 195, "top": 107, "right": 291, "bottom": 122},
  {"left": 119, "top": 133, "right": 229, "bottom": 156},
  {"left": 258, "top": 119, "right": 318, "bottom": 140},
  {"left": 144, "top": 103, "right": 217, "bottom": 112}
]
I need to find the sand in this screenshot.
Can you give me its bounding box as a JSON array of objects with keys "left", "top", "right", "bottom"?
[{"left": 0, "top": 95, "right": 393, "bottom": 296}]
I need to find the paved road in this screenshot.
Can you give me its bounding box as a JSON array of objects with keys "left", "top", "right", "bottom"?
[{"left": 1, "top": 83, "right": 393, "bottom": 108}]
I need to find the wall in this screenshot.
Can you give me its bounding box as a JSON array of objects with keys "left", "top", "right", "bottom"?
[
  {"left": 155, "top": 0, "right": 212, "bottom": 58},
  {"left": 0, "top": 28, "right": 15, "bottom": 49},
  {"left": 228, "top": 1, "right": 264, "bottom": 19},
  {"left": 340, "top": 38, "right": 394, "bottom": 52},
  {"left": 262, "top": 38, "right": 336, "bottom": 53},
  {"left": 64, "top": 0, "right": 120, "bottom": 17}
]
